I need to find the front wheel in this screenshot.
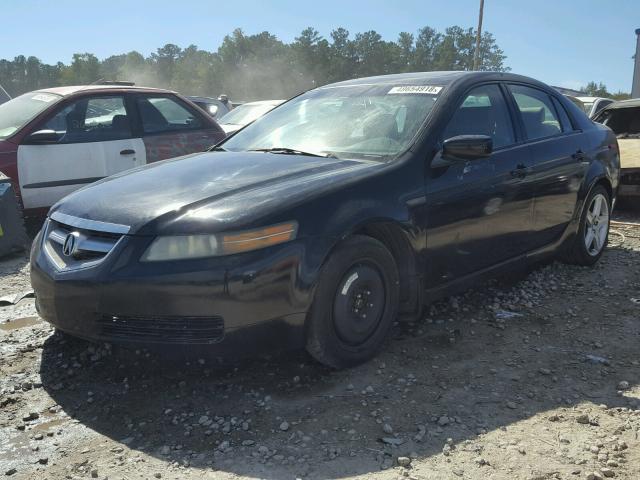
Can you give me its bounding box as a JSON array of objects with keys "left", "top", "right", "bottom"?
[
  {"left": 562, "top": 185, "right": 610, "bottom": 266},
  {"left": 306, "top": 235, "right": 399, "bottom": 369}
]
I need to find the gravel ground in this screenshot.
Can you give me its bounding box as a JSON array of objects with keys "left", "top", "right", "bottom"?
[{"left": 1, "top": 209, "right": 639, "bottom": 480}]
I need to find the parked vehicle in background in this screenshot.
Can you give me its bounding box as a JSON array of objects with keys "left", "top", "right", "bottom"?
[
  {"left": 217, "top": 99, "right": 284, "bottom": 135},
  {"left": 0, "top": 84, "right": 10, "bottom": 105},
  {"left": 593, "top": 99, "right": 640, "bottom": 200},
  {"left": 0, "top": 85, "right": 225, "bottom": 221},
  {"left": 577, "top": 96, "right": 615, "bottom": 118},
  {"left": 187, "top": 95, "right": 232, "bottom": 119},
  {"left": 31, "top": 71, "right": 619, "bottom": 368}
]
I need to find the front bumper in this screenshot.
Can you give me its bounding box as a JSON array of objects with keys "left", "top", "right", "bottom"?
[
  {"left": 30, "top": 231, "right": 314, "bottom": 356},
  {"left": 619, "top": 168, "right": 640, "bottom": 198}
]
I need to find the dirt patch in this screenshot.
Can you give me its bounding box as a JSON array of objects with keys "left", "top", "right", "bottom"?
[{"left": 1, "top": 210, "right": 639, "bottom": 480}]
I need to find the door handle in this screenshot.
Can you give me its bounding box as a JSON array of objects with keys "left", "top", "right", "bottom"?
[
  {"left": 120, "top": 149, "right": 135, "bottom": 155},
  {"left": 572, "top": 150, "right": 585, "bottom": 161},
  {"left": 510, "top": 164, "right": 529, "bottom": 178}
]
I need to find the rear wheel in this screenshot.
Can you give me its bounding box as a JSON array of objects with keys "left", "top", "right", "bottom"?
[
  {"left": 306, "top": 235, "right": 399, "bottom": 369},
  {"left": 562, "top": 185, "right": 610, "bottom": 266}
]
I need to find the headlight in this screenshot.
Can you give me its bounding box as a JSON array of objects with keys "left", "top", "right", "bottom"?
[{"left": 141, "top": 221, "right": 298, "bottom": 262}]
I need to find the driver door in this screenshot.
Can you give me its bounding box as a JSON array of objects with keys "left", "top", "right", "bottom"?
[
  {"left": 17, "top": 94, "right": 146, "bottom": 210},
  {"left": 423, "top": 83, "right": 536, "bottom": 287}
]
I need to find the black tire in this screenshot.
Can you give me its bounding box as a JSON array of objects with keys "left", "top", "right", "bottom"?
[
  {"left": 306, "top": 235, "right": 399, "bottom": 369},
  {"left": 562, "top": 185, "right": 610, "bottom": 266}
]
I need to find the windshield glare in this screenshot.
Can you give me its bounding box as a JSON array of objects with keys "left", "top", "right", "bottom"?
[
  {"left": 0, "top": 92, "right": 61, "bottom": 140},
  {"left": 220, "top": 103, "right": 279, "bottom": 126},
  {"left": 222, "top": 85, "right": 441, "bottom": 160}
]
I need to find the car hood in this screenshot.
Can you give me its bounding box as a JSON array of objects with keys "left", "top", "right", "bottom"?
[{"left": 51, "top": 151, "right": 381, "bottom": 235}]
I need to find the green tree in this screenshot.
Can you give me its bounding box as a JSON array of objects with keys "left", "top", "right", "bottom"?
[
  {"left": 150, "top": 44, "right": 182, "bottom": 87},
  {"left": 581, "top": 81, "right": 609, "bottom": 97},
  {"left": 396, "top": 32, "right": 415, "bottom": 72},
  {"left": 61, "top": 53, "right": 100, "bottom": 85},
  {"left": 291, "top": 27, "right": 331, "bottom": 88},
  {"left": 0, "top": 24, "right": 511, "bottom": 98}
]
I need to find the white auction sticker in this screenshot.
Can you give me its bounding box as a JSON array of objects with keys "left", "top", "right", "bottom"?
[
  {"left": 388, "top": 85, "right": 443, "bottom": 95},
  {"left": 31, "top": 93, "right": 58, "bottom": 102}
]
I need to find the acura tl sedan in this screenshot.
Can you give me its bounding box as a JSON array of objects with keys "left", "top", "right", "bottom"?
[{"left": 30, "top": 72, "right": 619, "bottom": 368}]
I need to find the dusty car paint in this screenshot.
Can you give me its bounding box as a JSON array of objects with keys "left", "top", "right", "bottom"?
[
  {"left": 30, "top": 71, "right": 620, "bottom": 358},
  {"left": 142, "top": 130, "right": 223, "bottom": 163}
]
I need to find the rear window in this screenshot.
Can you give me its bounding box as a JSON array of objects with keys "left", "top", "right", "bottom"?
[{"left": 137, "top": 96, "right": 203, "bottom": 134}]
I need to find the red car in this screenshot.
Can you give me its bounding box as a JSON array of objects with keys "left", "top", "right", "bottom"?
[{"left": 0, "top": 85, "right": 225, "bottom": 221}]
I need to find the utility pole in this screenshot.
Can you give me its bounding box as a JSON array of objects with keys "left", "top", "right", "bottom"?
[
  {"left": 473, "top": 0, "right": 485, "bottom": 71},
  {"left": 632, "top": 28, "right": 640, "bottom": 98}
]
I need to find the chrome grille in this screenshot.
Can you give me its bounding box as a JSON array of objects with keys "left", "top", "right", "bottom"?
[{"left": 43, "top": 212, "right": 129, "bottom": 271}]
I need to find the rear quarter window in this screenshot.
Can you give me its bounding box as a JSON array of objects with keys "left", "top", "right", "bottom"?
[
  {"left": 137, "top": 96, "right": 203, "bottom": 134},
  {"left": 551, "top": 97, "right": 575, "bottom": 132}
]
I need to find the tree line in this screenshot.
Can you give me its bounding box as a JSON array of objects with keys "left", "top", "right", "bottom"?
[
  {"left": 0, "top": 26, "right": 509, "bottom": 100},
  {"left": 580, "top": 81, "right": 630, "bottom": 101},
  {"left": 1, "top": 26, "right": 629, "bottom": 102}
]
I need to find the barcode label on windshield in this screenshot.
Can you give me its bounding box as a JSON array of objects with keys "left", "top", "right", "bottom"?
[{"left": 388, "top": 85, "right": 443, "bottom": 95}]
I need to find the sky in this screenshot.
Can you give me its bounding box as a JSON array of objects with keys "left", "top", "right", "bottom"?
[{"left": 1, "top": 0, "right": 638, "bottom": 93}]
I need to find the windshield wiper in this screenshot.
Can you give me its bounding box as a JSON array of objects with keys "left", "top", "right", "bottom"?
[{"left": 249, "top": 147, "right": 338, "bottom": 158}]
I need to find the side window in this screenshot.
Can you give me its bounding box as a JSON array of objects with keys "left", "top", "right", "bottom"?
[
  {"left": 551, "top": 96, "right": 574, "bottom": 132},
  {"left": 41, "top": 96, "right": 131, "bottom": 144},
  {"left": 443, "top": 84, "right": 515, "bottom": 149},
  {"left": 137, "top": 96, "right": 202, "bottom": 134},
  {"left": 509, "top": 85, "right": 562, "bottom": 140}
]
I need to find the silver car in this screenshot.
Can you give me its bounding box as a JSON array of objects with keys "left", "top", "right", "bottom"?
[{"left": 217, "top": 99, "right": 284, "bottom": 135}]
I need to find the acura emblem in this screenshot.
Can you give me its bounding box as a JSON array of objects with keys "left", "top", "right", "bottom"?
[{"left": 62, "top": 232, "right": 80, "bottom": 257}]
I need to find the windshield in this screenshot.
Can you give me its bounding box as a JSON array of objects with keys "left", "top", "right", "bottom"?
[
  {"left": 222, "top": 84, "right": 441, "bottom": 160},
  {"left": 220, "top": 102, "right": 279, "bottom": 126},
  {"left": 582, "top": 102, "right": 594, "bottom": 114},
  {"left": 0, "top": 91, "right": 61, "bottom": 139}
]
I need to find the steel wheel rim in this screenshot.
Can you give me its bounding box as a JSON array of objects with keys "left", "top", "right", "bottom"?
[
  {"left": 332, "top": 262, "right": 386, "bottom": 346},
  {"left": 584, "top": 193, "right": 609, "bottom": 256}
]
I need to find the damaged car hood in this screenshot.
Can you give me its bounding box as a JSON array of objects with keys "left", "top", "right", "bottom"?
[{"left": 50, "top": 151, "right": 382, "bottom": 234}]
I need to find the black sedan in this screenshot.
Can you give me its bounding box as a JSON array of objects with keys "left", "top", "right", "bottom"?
[{"left": 30, "top": 71, "right": 620, "bottom": 368}]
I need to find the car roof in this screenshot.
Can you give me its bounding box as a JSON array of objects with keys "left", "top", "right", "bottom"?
[
  {"left": 604, "top": 98, "right": 640, "bottom": 109},
  {"left": 322, "top": 71, "right": 551, "bottom": 89},
  {"left": 187, "top": 96, "right": 222, "bottom": 103},
  {"left": 576, "top": 96, "right": 610, "bottom": 102},
  {"left": 33, "top": 84, "right": 174, "bottom": 97},
  {"left": 240, "top": 99, "right": 285, "bottom": 106}
]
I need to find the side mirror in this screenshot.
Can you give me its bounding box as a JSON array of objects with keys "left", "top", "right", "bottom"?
[
  {"left": 24, "top": 129, "right": 59, "bottom": 144},
  {"left": 442, "top": 135, "right": 493, "bottom": 160}
]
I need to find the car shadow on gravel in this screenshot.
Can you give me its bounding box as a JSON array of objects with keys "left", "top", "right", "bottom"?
[{"left": 37, "top": 244, "right": 640, "bottom": 479}]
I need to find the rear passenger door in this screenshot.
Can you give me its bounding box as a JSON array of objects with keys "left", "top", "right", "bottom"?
[
  {"left": 134, "top": 94, "right": 222, "bottom": 163},
  {"left": 506, "top": 84, "right": 587, "bottom": 248},
  {"left": 424, "top": 84, "right": 535, "bottom": 286}
]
